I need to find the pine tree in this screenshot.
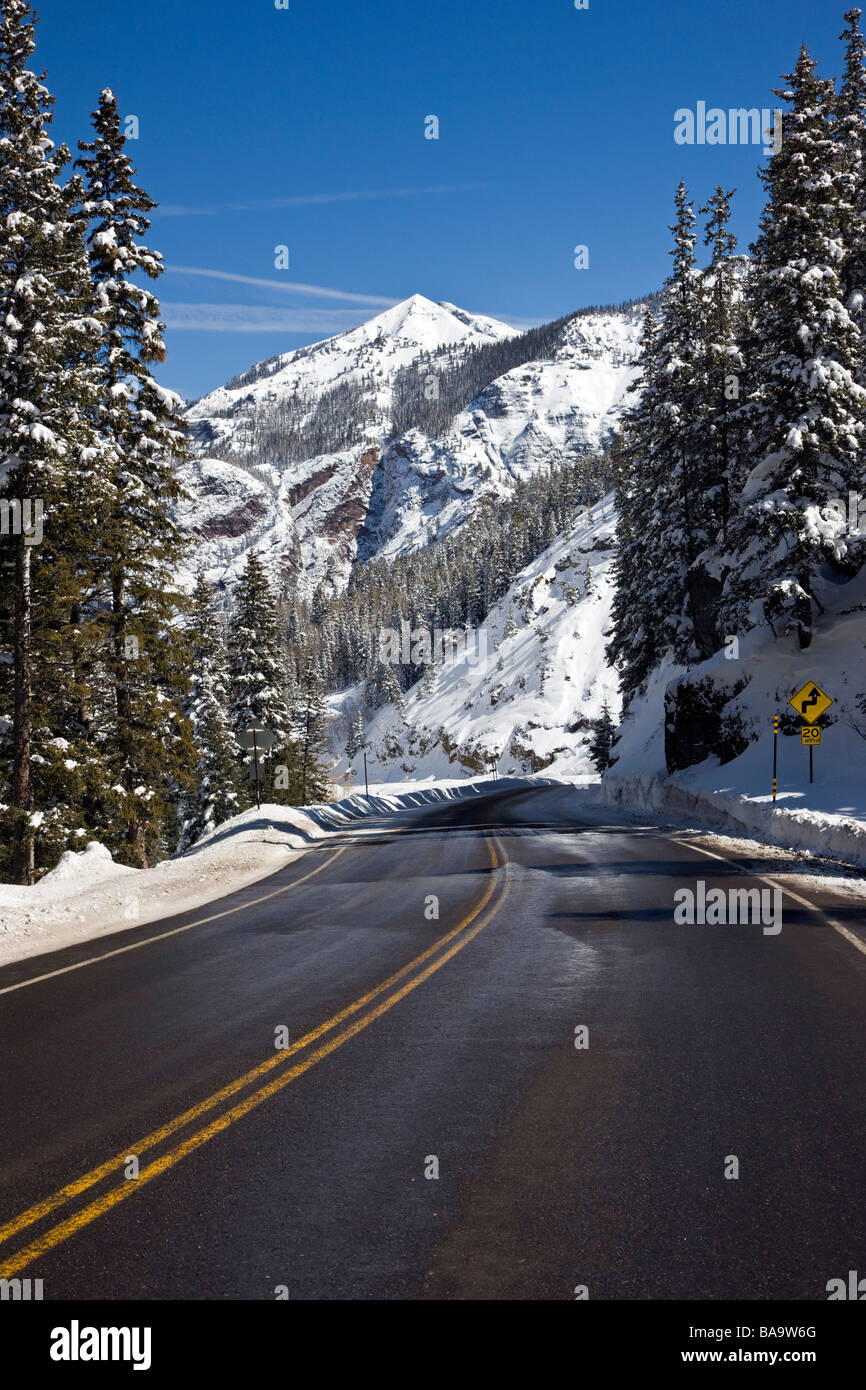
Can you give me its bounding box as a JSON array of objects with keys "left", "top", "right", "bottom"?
[
  {"left": 366, "top": 658, "right": 404, "bottom": 711},
  {"left": 178, "top": 570, "right": 240, "bottom": 847},
  {"left": 76, "top": 86, "right": 195, "bottom": 865},
  {"left": 721, "top": 46, "right": 866, "bottom": 647},
  {"left": 837, "top": 9, "right": 866, "bottom": 336},
  {"left": 652, "top": 183, "right": 713, "bottom": 658},
  {"left": 696, "top": 186, "right": 744, "bottom": 552},
  {"left": 606, "top": 184, "right": 712, "bottom": 709},
  {"left": 682, "top": 186, "right": 747, "bottom": 658},
  {"left": 345, "top": 709, "right": 365, "bottom": 760},
  {"left": 292, "top": 663, "right": 331, "bottom": 804},
  {"left": 0, "top": 1, "right": 108, "bottom": 881},
  {"left": 607, "top": 313, "right": 668, "bottom": 705},
  {"left": 588, "top": 702, "right": 617, "bottom": 773},
  {"left": 227, "top": 551, "right": 298, "bottom": 804}
]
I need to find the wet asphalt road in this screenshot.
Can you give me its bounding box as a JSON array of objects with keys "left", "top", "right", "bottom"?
[{"left": 0, "top": 783, "right": 864, "bottom": 1301}]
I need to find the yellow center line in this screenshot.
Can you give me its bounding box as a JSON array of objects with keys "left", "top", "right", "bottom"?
[{"left": 0, "top": 835, "right": 509, "bottom": 1275}]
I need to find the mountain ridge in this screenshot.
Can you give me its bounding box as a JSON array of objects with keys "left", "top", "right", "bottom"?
[{"left": 175, "top": 293, "right": 651, "bottom": 599}]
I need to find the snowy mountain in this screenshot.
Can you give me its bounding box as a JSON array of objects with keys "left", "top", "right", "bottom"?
[
  {"left": 363, "top": 309, "right": 642, "bottom": 561},
  {"left": 176, "top": 294, "right": 644, "bottom": 596},
  {"left": 333, "top": 498, "right": 621, "bottom": 785}
]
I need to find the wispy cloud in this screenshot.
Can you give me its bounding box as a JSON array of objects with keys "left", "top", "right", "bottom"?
[
  {"left": 163, "top": 295, "right": 542, "bottom": 336},
  {"left": 164, "top": 266, "right": 397, "bottom": 307},
  {"left": 156, "top": 183, "right": 488, "bottom": 218},
  {"left": 161, "top": 303, "right": 377, "bottom": 333}
]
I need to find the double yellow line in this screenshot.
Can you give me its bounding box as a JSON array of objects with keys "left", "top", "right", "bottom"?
[{"left": 0, "top": 833, "right": 510, "bottom": 1278}]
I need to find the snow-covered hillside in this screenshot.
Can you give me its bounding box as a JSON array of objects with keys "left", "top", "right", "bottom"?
[
  {"left": 333, "top": 498, "right": 621, "bottom": 784},
  {"left": 176, "top": 295, "right": 643, "bottom": 596},
  {"left": 365, "top": 310, "right": 642, "bottom": 560}
]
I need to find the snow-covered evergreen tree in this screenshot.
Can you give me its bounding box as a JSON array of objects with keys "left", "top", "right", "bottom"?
[
  {"left": 292, "top": 664, "right": 331, "bottom": 804},
  {"left": 227, "top": 551, "right": 298, "bottom": 805},
  {"left": 721, "top": 46, "right": 866, "bottom": 648},
  {"left": 607, "top": 312, "right": 668, "bottom": 705},
  {"left": 651, "top": 183, "right": 715, "bottom": 659},
  {"left": 178, "top": 570, "right": 240, "bottom": 848},
  {"left": 695, "top": 187, "right": 744, "bottom": 551},
  {"left": 345, "top": 710, "right": 365, "bottom": 760},
  {"left": 837, "top": 9, "right": 866, "bottom": 337},
  {"left": 76, "top": 86, "right": 194, "bottom": 865},
  {"left": 588, "top": 702, "right": 617, "bottom": 773},
  {"left": 607, "top": 186, "right": 718, "bottom": 709},
  {"left": 0, "top": 1, "right": 108, "bottom": 881}
]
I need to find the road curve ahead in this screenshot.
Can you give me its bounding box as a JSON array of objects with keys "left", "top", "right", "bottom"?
[{"left": 0, "top": 783, "right": 864, "bottom": 1301}]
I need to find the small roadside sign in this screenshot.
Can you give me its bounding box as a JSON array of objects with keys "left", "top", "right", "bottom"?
[
  {"left": 800, "top": 726, "right": 821, "bottom": 747},
  {"left": 789, "top": 682, "right": 833, "bottom": 724},
  {"left": 238, "top": 727, "right": 279, "bottom": 808},
  {"left": 238, "top": 727, "right": 279, "bottom": 750}
]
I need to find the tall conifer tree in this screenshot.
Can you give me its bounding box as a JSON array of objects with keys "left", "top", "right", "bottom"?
[
  {"left": 178, "top": 570, "right": 240, "bottom": 847},
  {"left": 721, "top": 47, "right": 865, "bottom": 647},
  {"left": 76, "top": 87, "right": 194, "bottom": 864},
  {"left": 228, "top": 551, "right": 298, "bottom": 805},
  {"left": 837, "top": 9, "right": 866, "bottom": 336},
  {"left": 0, "top": 1, "right": 106, "bottom": 880}
]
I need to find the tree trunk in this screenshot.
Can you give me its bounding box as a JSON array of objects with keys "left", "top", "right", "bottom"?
[
  {"left": 113, "top": 568, "right": 146, "bottom": 868},
  {"left": 12, "top": 535, "right": 34, "bottom": 884}
]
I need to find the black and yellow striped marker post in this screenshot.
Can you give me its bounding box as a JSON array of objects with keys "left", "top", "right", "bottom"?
[{"left": 772, "top": 713, "right": 779, "bottom": 801}]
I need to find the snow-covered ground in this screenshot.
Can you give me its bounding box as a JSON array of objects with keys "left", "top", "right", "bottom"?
[{"left": 0, "top": 806, "right": 329, "bottom": 967}]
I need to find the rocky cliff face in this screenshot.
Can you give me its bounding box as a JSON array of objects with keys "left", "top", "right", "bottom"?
[{"left": 175, "top": 294, "right": 645, "bottom": 596}]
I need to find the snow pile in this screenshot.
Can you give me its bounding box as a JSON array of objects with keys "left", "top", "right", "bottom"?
[
  {"left": 605, "top": 565, "right": 866, "bottom": 868},
  {"left": 0, "top": 805, "right": 331, "bottom": 967},
  {"left": 0, "top": 841, "right": 134, "bottom": 911},
  {"left": 334, "top": 497, "right": 621, "bottom": 784}
]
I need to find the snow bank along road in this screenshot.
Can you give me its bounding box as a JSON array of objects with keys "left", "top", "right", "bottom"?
[{"left": 0, "top": 784, "right": 864, "bottom": 1300}]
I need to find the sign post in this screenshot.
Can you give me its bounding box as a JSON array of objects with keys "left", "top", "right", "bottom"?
[
  {"left": 772, "top": 713, "right": 778, "bottom": 802},
  {"left": 800, "top": 724, "right": 822, "bottom": 783},
  {"left": 238, "top": 727, "right": 279, "bottom": 810},
  {"left": 788, "top": 682, "right": 833, "bottom": 791}
]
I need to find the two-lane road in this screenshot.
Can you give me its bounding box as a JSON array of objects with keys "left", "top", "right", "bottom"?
[{"left": 1, "top": 784, "right": 864, "bottom": 1299}]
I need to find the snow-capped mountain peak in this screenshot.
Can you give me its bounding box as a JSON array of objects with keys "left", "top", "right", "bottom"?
[
  {"left": 177, "top": 296, "right": 644, "bottom": 600},
  {"left": 351, "top": 293, "right": 517, "bottom": 350},
  {"left": 186, "top": 294, "right": 516, "bottom": 424}
]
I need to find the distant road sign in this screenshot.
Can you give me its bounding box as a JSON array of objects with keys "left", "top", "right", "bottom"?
[
  {"left": 800, "top": 726, "right": 821, "bottom": 746},
  {"left": 789, "top": 682, "right": 833, "bottom": 724},
  {"left": 238, "top": 727, "right": 279, "bottom": 751}
]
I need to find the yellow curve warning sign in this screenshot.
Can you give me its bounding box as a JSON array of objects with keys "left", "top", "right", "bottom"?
[{"left": 789, "top": 682, "right": 833, "bottom": 724}]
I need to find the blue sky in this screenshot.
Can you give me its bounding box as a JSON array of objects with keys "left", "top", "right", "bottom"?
[{"left": 36, "top": 0, "right": 851, "bottom": 399}]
